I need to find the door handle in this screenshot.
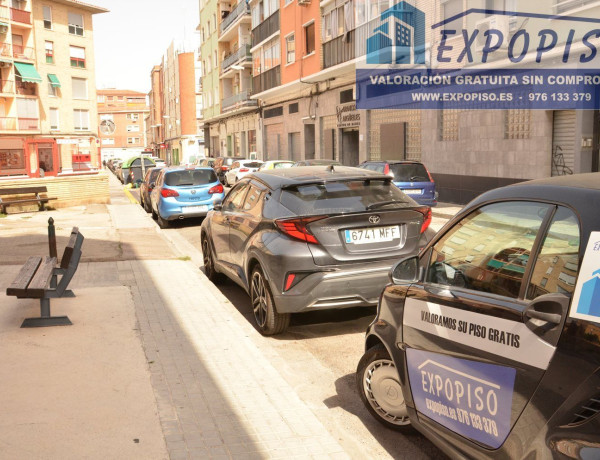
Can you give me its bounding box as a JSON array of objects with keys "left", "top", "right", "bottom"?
[{"left": 525, "top": 309, "right": 562, "bottom": 325}]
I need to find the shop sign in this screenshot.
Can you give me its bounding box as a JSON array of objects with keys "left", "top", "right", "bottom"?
[
  {"left": 336, "top": 102, "right": 360, "bottom": 129},
  {"left": 57, "top": 139, "right": 79, "bottom": 145}
]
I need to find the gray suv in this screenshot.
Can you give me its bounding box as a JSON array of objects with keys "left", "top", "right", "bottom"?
[{"left": 200, "top": 166, "right": 432, "bottom": 335}]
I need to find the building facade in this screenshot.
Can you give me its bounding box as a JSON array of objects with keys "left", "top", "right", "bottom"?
[
  {"left": 97, "top": 89, "right": 149, "bottom": 162},
  {"left": 0, "top": 0, "right": 107, "bottom": 179}
]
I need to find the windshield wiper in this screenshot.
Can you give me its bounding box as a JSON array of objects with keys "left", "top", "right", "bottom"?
[
  {"left": 410, "top": 176, "right": 428, "bottom": 181},
  {"left": 367, "top": 201, "right": 406, "bottom": 210}
]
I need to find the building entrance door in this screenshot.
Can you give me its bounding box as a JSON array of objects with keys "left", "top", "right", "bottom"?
[
  {"left": 26, "top": 141, "right": 58, "bottom": 177},
  {"left": 341, "top": 129, "right": 359, "bottom": 166}
]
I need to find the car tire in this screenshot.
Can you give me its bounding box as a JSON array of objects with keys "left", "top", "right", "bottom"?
[
  {"left": 201, "top": 237, "right": 223, "bottom": 283},
  {"left": 157, "top": 213, "right": 170, "bottom": 229},
  {"left": 356, "top": 344, "right": 414, "bottom": 432},
  {"left": 250, "top": 266, "right": 290, "bottom": 336},
  {"left": 224, "top": 176, "right": 229, "bottom": 187}
]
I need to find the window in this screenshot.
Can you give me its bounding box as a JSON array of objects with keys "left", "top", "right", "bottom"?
[
  {"left": 48, "top": 79, "right": 57, "bottom": 97},
  {"left": 43, "top": 6, "right": 52, "bottom": 29},
  {"left": 304, "top": 22, "right": 315, "bottom": 55},
  {"left": 73, "top": 109, "right": 89, "bottom": 130},
  {"left": 127, "top": 125, "right": 140, "bottom": 132},
  {"left": 527, "top": 207, "right": 580, "bottom": 299},
  {"left": 72, "top": 77, "right": 87, "bottom": 99},
  {"left": 49, "top": 108, "right": 59, "bottom": 130},
  {"left": 442, "top": 0, "right": 463, "bottom": 32},
  {"left": 45, "top": 41, "right": 54, "bottom": 64},
  {"left": 68, "top": 12, "right": 84, "bottom": 36},
  {"left": 97, "top": 95, "right": 105, "bottom": 103},
  {"left": 102, "top": 138, "right": 115, "bottom": 145},
  {"left": 286, "top": 33, "right": 295, "bottom": 64},
  {"left": 69, "top": 46, "right": 86, "bottom": 68},
  {"left": 126, "top": 113, "right": 139, "bottom": 121},
  {"left": 213, "top": 50, "right": 217, "bottom": 67},
  {"left": 289, "top": 103, "right": 299, "bottom": 114},
  {"left": 127, "top": 137, "right": 140, "bottom": 144},
  {"left": 427, "top": 202, "right": 551, "bottom": 299},
  {"left": 340, "top": 88, "right": 354, "bottom": 103}
]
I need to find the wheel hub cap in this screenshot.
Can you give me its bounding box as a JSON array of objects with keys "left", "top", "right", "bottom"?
[{"left": 364, "top": 359, "right": 409, "bottom": 424}]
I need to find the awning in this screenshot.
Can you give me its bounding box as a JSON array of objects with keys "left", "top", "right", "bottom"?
[
  {"left": 47, "top": 74, "right": 61, "bottom": 88},
  {"left": 14, "top": 62, "right": 42, "bottom": 83}
]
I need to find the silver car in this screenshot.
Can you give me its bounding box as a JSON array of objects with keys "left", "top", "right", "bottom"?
[{"left": 200, "top": 166, "right": 432, "bottom": 335}]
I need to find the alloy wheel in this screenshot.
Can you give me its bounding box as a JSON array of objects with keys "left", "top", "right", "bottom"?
[{"left": 251, "top": 271, "right": 268, "bottom": 328}]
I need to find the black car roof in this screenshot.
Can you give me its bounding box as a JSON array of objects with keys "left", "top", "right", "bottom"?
[{"left": 249, "top": 166, "right": 391, "bottom": 188}]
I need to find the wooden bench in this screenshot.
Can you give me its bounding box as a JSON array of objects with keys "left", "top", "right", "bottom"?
[
  {"left": 0, "top": 186, "right": 57, "bottom": 214},
  {"left": 6, "top": 226, "right": 84, "bottom": 328}
]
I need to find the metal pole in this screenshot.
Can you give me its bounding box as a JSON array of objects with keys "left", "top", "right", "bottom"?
[{"left": 48, "top": 217, "right": 57, "bottom": 259}]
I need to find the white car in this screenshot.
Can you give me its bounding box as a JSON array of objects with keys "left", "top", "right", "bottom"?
[{"left": 223, "top": 160, "right": 264, "bottom": 186}]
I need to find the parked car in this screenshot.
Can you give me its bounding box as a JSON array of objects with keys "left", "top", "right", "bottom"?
[
  {"left": 139, "top": 167, "right": 162, "bottom": 213},
  {"left": 223, "top": 160, "right": 264, "bottom": 186},
  {"left": 356, "top": 172, "right": 600, "bottom": 458},
  {"left": 259, "top": 160, "right": 295, "bottom": 171},
  {"left": 359, "top": 160, "right": 438, "bottom": 207},
  {"left": 213, "top": 156, "right": 245, "bottom": 182},
  {"left": 150, "top": 166, "right": 225, "bottom": 229},
  {"left": 200, "top": 166, "right": 432, "bottom": 335},
  {"left": 196, "top": 158, "right": 216, "bottom": 168},
  {"left": 292, "top": 159, "right": 342, "bottom": 167}
]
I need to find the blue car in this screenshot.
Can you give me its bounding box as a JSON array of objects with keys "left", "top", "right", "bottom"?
[
  {"left": 358, "top": 160, "right": 438, "bottom": 207},
  {"left": 150, "top": 166, "right": 225, "bottom": 228}
]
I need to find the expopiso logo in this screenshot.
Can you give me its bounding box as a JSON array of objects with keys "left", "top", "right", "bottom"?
[
  {"left": 357, "top": 2, "right": 600, "bottom": 111},
  {"left": 366, "top": 1, "right": 425, "bottom": 65}
]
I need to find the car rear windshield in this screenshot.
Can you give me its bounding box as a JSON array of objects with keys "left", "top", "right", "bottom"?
[
  {"left": 390, "top": 163, "right": 430, "bottom": 182},
  {"left": 165, "top": 169, "right": 217, "bottom": 186},
  {"left": 244, "top": 162, "right": 263, "bottom": 168},
  {"left": 280, "top": 180, "right": 416, "bottom": 215}
]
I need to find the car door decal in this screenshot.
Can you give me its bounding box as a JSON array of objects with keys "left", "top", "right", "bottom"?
[
  {"left": 406, "top": 348, "right": 516, "bottom": 449},
  {"left": 403, "top": 298, "right": 556, "bottom": 370},
  {"left": 569, "top": 231, "right": 600, "bottom": 323}
]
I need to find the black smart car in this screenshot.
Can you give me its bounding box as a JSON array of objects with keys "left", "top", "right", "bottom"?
[{"left": 357, "top": 173, "right": 600, "bottom": 458}]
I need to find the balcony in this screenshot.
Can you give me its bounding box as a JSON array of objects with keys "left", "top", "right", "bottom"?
[
  {"left": 222, "top": 90, "right": 258, "bottom": 112},
  {"left": 251, "top": 9, "right": 279, "bottom": 47},
  {"left": 0, "top": 5, "right": 9, "bottom": 20},
  {"left": 18, "top": 117, "right": 38, "bottom": 130},
  {"left": 220, "top": 0, "right": 250, "bottom": 40},
  {"left": 12, "top": 45, "right": 34, "bottom": 61},
  {"left": 15, "top": 81, "right": 36, "bottom": 96},
  {"left": 0, "top": 117, "right": 17, "bottom": 130},
  {"left": 322, "top": 18, "right": 376, "bottom": 69},
  {"left": 0, "top": 43, "right": 12, "bottom": 60},
  {"left": 252, "top": 65, "right": 280, "bottom": 95},
  {"left": 10, "top": 7, "right": 31, "bottom": 25},
  {"left": 221, "top": 45, "right": 252, "bottom": 76},
  {"left": 0, "top": 80, "right": 14, "bottom": 94}
]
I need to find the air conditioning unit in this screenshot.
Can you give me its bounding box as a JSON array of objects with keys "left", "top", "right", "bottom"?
[
  {"left": 0, "top": 24, "right": 8, "bottom": 34},
  {"left": 476, "top": 15, "right": 509, "bottom": 51},
  {"left": 298, "top": 0, "right": 311, "bottom": 5},
  {"left": 0, "top": 61, "right": 10, "bottom": 68}
]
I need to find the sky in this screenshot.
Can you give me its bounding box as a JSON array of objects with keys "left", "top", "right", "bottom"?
[{"left": 92, "top": 0, "right": 199, "bottom": 94}]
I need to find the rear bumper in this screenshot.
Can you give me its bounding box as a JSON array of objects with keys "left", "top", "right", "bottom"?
[
  {"left": 158, "top": 194, "right": 225, "bottom": 220},
  {"left": 271, "top": 259, "right": 395, "bottom": 314}
]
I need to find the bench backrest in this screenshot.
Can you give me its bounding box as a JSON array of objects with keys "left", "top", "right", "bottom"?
[
  {"left": 0, "top": 186, "right": 48, "bottom": 196},
  {"left": 57, "top": 228, "right": 84, "bottom": 296}
]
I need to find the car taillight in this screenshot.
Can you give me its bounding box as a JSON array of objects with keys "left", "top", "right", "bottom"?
[
  {"left": 221, "top": 166, "right": 229, "bottom": 171},
  {"left": 284, "top": 274, "right": 296, "bottom": 291},
  {"left": 425, "top": 167, "right": 435, "bottom": 183},
  {"left": 239, "top": 168, "right": 249, "bottom": 172},
  {"left": 384, "top": 164, "right": 390, "bottom": 175},
  {"left": 417, "top": 207, "right": 432, "bottom": 233},
  {"left": 275, "top": 216, "right": 326, "bottom": 244},
  {"left": 208, "top": 184, "right": 224, "bottom": 194},
  {"left": 283, "top": 272, "right": 310, "bottom": 292},
  {"left": 161, "top": 188, "right": 179, "bottom": 198}
]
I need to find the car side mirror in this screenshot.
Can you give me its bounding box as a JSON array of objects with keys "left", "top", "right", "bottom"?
[
  {"left": 390, "top": 256, "right": 421, "bottom": 285},
  {"left": 213, "top": 198, "right": 223, "bottom": 212}
]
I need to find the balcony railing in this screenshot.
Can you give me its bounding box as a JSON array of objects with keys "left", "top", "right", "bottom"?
[
  {"left": 13, "top": 45, "right": 34, "bottom": 60},
  {"left": 16, "top": 81, "right": 36, "bottom": 96},
  {"left": 220, "top": 0, "right": 250, "bottom": 35},
  {"left": 0, "top": 42, "right": 12, "bottom": 59},
  {"left": 222, "top": 90, "right": 258, "bottom": 111},
  {"left": 18, "top": 117, "right": 39, "bottom": 130},
  {"left": 252, "top": 65, "right": 280, "bottom": 94},
  {"left": 322, "top": 17, "right": 379, "bottom": 69},
  {"left": 251, "top": 9, "right": 279, "bottom": 47},
  {"left": 0, "top": 80, "right": 14, "bottom": 93},
  {"left": 0, "top": 117, "right": 17, "bottom": 130},
  {"left": 0, "top": 5, "right": 9, "bottom": 20},
  {"left": 222, "top": 45, "right": 252, "bottom": 74},
  {"left": 10, "top": 7, "right": 31, "bottom": 24}
]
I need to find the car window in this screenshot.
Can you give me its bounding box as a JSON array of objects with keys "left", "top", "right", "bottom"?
[
  {"left": 165, "top": 169, "right": 217, "bottom": 186},
  {"left": 223, "top": 182, "right": 250, "bottom": 211},
  {"left": 280, "top": 179, "right": 416, "bottom": 215},
  {"left": 149, "top": 169, "right": 160, "bottom": 182},
  {"left": 527, "top": 207, "right": 580, "bottom": 300},
  {"left": 390, "top": 163, "right": 429, "bottom": 182},
  {"left": 274, "top": 162, "right": 293, "bottom": 169},
  {"left": 243, "top": 185, "right": 264, "bottom": 217},
  {"left": 426, "top": 202, "right": 551, "bottom": 299},
  {"left": 246, "top": 162, "right": 263, "bottom": 168}
]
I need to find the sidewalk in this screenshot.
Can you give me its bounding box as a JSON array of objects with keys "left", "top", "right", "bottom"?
[{"left": 0, "top": 173, "right": 347, "bottom": 459}]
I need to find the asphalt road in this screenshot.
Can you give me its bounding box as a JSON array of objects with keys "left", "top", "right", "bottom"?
[{"left": 128, "top": 184, "right": 449, "bottom": 459}]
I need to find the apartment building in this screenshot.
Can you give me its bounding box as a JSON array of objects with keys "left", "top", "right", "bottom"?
[
  {"left": 0, "top": 0, "right": 107, "bottom": 178},
  {"left": 146, "top": 41, "right": 203, "bottom": 166},
  {"left": 97, "top": 89, "right": 149, "bottom": 162}
]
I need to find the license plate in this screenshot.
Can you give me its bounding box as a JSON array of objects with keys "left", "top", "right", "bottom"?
[
  {"left": 403, "top": 189, "right": 423, "bottom": 195},
  {"left": 182, "top": 205, "right": 208, "bottom": 213},
  {"left": 345, "top": 225, "right": 400, "bottom": 245}
]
